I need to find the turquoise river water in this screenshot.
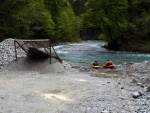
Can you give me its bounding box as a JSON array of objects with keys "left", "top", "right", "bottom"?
[{"left": 54, "top": 40, "right": 150, "bottom": 66}]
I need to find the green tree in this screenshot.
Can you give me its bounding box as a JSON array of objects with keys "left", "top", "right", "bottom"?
[
  {"left": 44, "top": 0, "right": 81, "bottom": 42},
  {"left": 124, "top": 0, "right": 150, "bottom": 52},
  {"left": 0, "top": 0, "right": 32, "bottom": 40},
  {"left": 82, "top": 0, "right": 129, "bottom": 49},
  {"left": 29, "top": 0, "right": 55, "bottom": 39},
  {"left": 0, "top": 0, "right": 55, "bottom": 41},
  {"left": 68, "top": 0, "right": 88, "bottom": 16}
]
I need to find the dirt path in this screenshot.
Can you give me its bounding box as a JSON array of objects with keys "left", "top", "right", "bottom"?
[
  {"left": 0, "top": 71, "right": 123, "bottom": 113},
  {"left": 0, "top": 70, "right": 140, "bottom": 113},
  {"left": 0, "top": 59, "right": 149, "bottom": 113}
]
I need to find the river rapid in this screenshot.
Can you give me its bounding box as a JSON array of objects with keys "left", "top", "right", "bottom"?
[{"left": 54, "top": 40, "right": 150, "bottom": 67}]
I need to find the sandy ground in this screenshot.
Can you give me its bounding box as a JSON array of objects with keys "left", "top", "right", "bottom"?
[{"left": 0, "top": 58, "right": 149, "bottom": 113}]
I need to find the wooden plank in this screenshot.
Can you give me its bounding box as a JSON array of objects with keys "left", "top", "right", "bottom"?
[{"left": 15, "top": 39, "right": 49, "bottom": 42}]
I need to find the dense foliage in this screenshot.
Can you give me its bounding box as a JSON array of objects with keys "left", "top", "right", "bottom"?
[
  {"left": 0, "top": 0, "right": 81, "bottom": 42},
  {"left": 0, "top": 0, "right": 150, "bottom": 52},
  {"left": 82, "top": 0, "right": 150, "bottom": 52},
  {"left": 68, "top": 0, "right": 87, "bottom": 16}
]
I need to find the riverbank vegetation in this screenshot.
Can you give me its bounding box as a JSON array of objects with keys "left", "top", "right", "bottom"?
[
  {"left": 0, "top": 0, "right": 150, "bottom": 52},
  {"left": 82, "top": 0, "right": 150, "bottom": 52}
]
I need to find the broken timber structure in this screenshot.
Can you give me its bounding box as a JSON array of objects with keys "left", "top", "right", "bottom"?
[{"left": 14, "top": 39, "right": 62, "bottom": 64}]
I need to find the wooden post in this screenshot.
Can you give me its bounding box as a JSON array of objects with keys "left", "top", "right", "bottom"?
[
  {"left": 49, "top": 39, "right": 51, "bottom": 64},
  {"left": 51, "top": 44, "right": 62, "bottom": 63},
  {"left": 14, "top": 40, "right": 17, "bottom": 61}
]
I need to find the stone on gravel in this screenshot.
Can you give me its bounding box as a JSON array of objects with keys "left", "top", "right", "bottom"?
[
  {"left": 132, "top": 92, "right": 141, "bottom": 98},
  {"left": 137, "top": 83, "right": 142, "bottom": 86},
  {"left": 121, "top": 86, "right": 124, "bottom": 89},
  {"left": 101, "top": 110, "right": 111, "bottom": 113},
  {"left": 132, "top": 79, "right": 137, "bottom": 83},
  {"left": 138, "top": 91, "right": 144, "bottom": 96},
  {"left": 144, "top": 87, "right": 150, "bottom": 92}
]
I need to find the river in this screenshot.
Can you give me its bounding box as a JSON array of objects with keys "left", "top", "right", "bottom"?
[{"left": 54, "top": 40, "right": 150, "bottom": 66}]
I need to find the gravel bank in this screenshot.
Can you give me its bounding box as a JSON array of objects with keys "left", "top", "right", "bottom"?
[
  {"left": 0, "top": 38, "right": 25, "bottom": 70},
  {"left": 0, "top": 39, "right": 150, "bottom": 113}
]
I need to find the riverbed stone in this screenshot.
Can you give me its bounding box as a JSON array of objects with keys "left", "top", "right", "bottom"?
[
  {"left": 121, "top": 86, "right": 124, "bottom": 89},
  {"left": 132, "top": 92, "right": 141, "bottom": 98},
  {"left": 132, "top": 79, "right": 137, "bottom": 83},
  {"left": 138, "top": 91, "right": 144, "bottom": 96},
  {"left": 101, "top": 110, "right": 111, "bottom": 113},
  {"left": 144, "top": 87, "right": 150, "bottom": 92},
  {"left": 137, "top": 83, "right": 142, "bottom": 86}
]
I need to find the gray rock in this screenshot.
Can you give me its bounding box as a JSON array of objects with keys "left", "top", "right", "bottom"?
[
  {"left": 144, "top": 87, "right": 150, "bottom": 92},
  {"left": 138, "top": 91, "right": 144, "bottom": 96},
  {"left": 101, "top": 110, "right": 111, "bottom": 113},
  {"left": 118, "top": 82, "right": 121, "bottom": 84},
  {"left": 137, "top": 83, "right": 142, "bottom": 86},
  {"left": 132, "top": 79, "right": 137, "bottom": 83},
  {"left": 132, "top": 92, "right": 141, "bottom": 98},
  {"left": 121, "top": 86, "right": 124, "bottom": 89},
  {"left": 146, "top": 96, "right": 150, "bottom": 100}
]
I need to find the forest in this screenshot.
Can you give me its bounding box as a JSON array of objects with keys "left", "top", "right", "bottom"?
[{"left": 0, "top": 0, "right": 150, "bottom": 52}]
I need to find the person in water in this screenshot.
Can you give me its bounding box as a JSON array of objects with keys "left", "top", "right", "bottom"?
[
  {"left": 103, "top": 60, "right": 115, "bottom": 69},
  {"left": 93, "top": 61, "right": 99, "bottom": 66},
  {"left": 92, "top": 61, "right": 99, "bottom": 69}
]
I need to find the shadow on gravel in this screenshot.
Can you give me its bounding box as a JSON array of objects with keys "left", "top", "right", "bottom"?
[{"left": 3, "top": 57, "right": 64, "bottom": 74}]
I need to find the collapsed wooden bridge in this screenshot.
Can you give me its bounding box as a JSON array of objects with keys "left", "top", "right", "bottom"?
[{"left": 14, "top": 39, "right": 62, "bottom": 64}]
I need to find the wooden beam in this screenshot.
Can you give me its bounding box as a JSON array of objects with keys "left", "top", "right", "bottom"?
[
  {"left": 15, "top": 41, "right": 29, "bottom": 54},
  {"left": 14, "top": 40, "right": 17, "bottom": 61}
]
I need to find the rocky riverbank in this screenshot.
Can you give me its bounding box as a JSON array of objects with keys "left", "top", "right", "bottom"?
[{"left": 0, "top": 39, "right": 150, "bottom": 112}]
